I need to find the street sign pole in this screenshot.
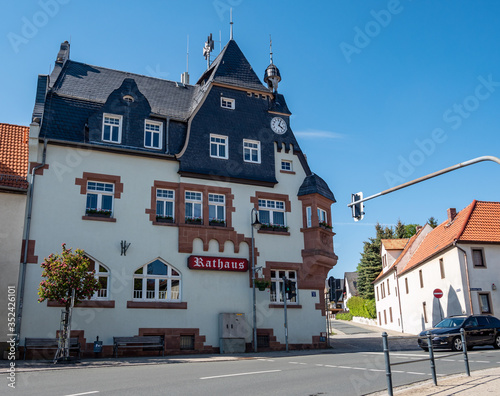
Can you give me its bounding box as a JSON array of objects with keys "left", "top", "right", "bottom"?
[{"left": 433, "top": 288, "right": 444, "bottom": 321}]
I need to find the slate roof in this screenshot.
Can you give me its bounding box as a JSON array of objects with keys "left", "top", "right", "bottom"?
[
  {"left": 344, "top": 272, "right": 359, "bottom": 295},
  {"left": 399, "top": 201, "right": 500, "bottom": 275},
  {"left": 51, "top": 60, "right": 199, "bottom": 120},
  {"left": 0, "top": 123, "right": 29, "bottom": 190},
  {"left": 381, "top": 238, "right": 409, "bottom": 250},
  {"left": 298, "top": 173, "right": 336, "bottom": 202},
  {"left": 197, "top": 40, "right": 268, "bottom": 92}
]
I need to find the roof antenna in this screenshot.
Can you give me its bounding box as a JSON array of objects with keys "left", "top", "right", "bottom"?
[
  {"left": 230, "top": 8, "right": 233, "bottom": 40},
  {"left": 181, "top": 35, "right": 190, "bottom": 84},
  {"left": 203, "top": 33, "right": 214, "bottom": 69}
]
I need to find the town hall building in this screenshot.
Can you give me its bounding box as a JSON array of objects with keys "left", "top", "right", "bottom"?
[{"left": 18, "top": 36, "right": 338, "bottom": 356}]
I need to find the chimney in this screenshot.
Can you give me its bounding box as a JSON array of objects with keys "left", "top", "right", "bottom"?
[
  {"left": 416, "top": 225, "right": 423, "bottom": 233},
  {"left": 447, "top": 208, "right": 457, "bottom": 223},
  {"left": 181, "top": 72, "right": 189, "bottom": 85}
]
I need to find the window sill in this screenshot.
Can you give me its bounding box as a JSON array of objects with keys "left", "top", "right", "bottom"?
[
  {"left": 268, "top": 304, "right": 302, "bottom": 309},
  {"left": 127, "top": 301, "right": 188, "bottom": 309},
  {"left": 279, "top": 170, "right": 296, "bottom": 175},
  {"left": 179, "top": 223, "right": 234, "bottom": 231},
  {"left": 258, "top": 229, "right": 290, "bottom": 236},
  {"left": 47, "top": 300, "right": 115, "bottom": 308},
  {"left": 82, "top": 215, "right": 116, "bottom": 223}
]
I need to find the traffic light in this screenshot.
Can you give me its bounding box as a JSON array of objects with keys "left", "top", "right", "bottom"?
[
  {"left": 351, "top": 192, "right": 364, "bottom": 222},
  {"left": 328, "top": 277, "right": 335, "bottom": 302},
  {"left": 283, "top": 278, "right": 296, "bottom": 300}
]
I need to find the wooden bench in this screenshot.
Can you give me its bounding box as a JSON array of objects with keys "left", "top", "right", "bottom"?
[
  {"left": 113, "top": 336, "right": 164, "bottom": 358},
  {"left": 24, "top": 337, "right": 81, "bottom": 360}
]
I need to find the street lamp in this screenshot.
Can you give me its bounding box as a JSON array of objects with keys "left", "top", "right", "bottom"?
[{"left": 250, "top": 208, "right": 261, "bottom": 353}]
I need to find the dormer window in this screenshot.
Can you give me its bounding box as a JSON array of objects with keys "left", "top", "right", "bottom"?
[
  {"left": 123, "top": 95, "right": 134, "bottom": 103},
  {"left": 144, "top": 120, "right": 162, "bottom": 149},
  {"left": 221, "top": 97, "right": 235, "bottom": 109},
  {"left": 102, "top": 114, "right": 122, "bottom": 143}
]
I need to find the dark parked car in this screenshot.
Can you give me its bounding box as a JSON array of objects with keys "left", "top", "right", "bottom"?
[{"left": 418, "top": 315, "right": 500, "bottom": 352}]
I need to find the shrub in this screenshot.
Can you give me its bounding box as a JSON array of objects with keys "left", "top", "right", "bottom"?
[
  {"left": 346, "top": 296, "right": 377, "bottom": 319},
  {"left": 336, "top": 312, "right": 353, "bottom": 321}
]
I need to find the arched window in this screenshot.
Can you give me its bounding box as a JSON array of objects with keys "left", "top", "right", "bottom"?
[
  {"left": 133, "top": 259, "right": 181, "bottom": 302},
  {"left": 93, "top": 263, "right": 110, "bottom": 300}
]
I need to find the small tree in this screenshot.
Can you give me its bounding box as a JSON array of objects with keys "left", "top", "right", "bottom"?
[{"left": 38, "top": 244, "right": 99, "bottom": 360}]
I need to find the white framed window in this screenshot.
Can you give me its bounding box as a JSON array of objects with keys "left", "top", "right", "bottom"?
[
  {"left": 185, "top": 191, "right": 202, "bottom": 221},
  {"left": 208, "top": 193, "right": 225, "bottom": 223},
  {"left": 220, "top": 97, "right": 235, "bottom": 109},
  {"left": 270, "top": 270, "right": 297, "bottom": 304},
  {"left": 210, "top": 134, "right": 228, "bottom": 159},
  {"left": 243, "top": 140, "right": 260, "bottom": 163},
  {"left": 281, "top": 160, "right": 292, "bottom": 171},
  {"left": 156, "top": 189, "right": 174, "bottom": 220},
  {"left": 306, "top": 206, "right": 312, "bottom": 228},
  {"left": 144, "top": 120, "right": 162, "bottom": 149},
  {"left": 92, "top": 264, "right": 110, "bottom": 300},
  {"left": 86, "top": 181, "right": 114, "bottom": 216},
  {"left": 258, "top": 199, "right": 285, "bottom": 226},
  {"left": 133, "top": 259, "right": 181, "bottom": 302},
  {"left": 102, "top": 114, "right": 122, "bottom": 143},
  {"left": 317, "top": 208, "right": 327, "bottom": 224}
]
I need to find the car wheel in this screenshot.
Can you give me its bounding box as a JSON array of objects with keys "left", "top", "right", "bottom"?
[
  {"left": 493, "top": 335, "right": 500, "bottom": 349},
  {"left": 451, "top": 337, "right": 463, "bottom": 352}
]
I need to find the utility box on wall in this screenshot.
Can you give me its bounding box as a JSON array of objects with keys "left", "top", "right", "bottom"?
[{"left": 219, "top": 313, "right": 247, "bottom": 353}]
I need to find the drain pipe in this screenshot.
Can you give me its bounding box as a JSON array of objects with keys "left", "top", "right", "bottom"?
[
  {"left": 454, "top": 241, "right": 473, "bottom": 315},
  {"left": 16, "top": 138, "right": 47, "bottom": 342},
  {"left": 394, "top": 267, "right": 404, "bottom": 333}
]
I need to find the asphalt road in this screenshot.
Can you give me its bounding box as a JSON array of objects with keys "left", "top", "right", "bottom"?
[{"left": 6, "top": 347, "right": 500, "bottom": 395}]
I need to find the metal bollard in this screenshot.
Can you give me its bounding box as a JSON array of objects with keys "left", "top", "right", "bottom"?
[
  {"left": 461, "top": 328, "right": 470, "bottom": 376},
  {"left": 382, "top": 332, "right": 393, "bottom": 396},
  {"left": 426, "top": 331, "right": 437, "bottom": 386}
]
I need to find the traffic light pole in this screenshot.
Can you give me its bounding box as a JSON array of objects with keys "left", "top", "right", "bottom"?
[
  {"left": 348, "top": 155, "right": 500, "bottom": 217},
  {"left": 282, "top": 276, "right": 289, "bottom": 352}
]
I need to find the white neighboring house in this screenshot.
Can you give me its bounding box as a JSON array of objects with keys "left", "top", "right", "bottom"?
[
  {"left": 374, "top": 201, "right": 500, "bottom": 335},
  {"left": 342, "top": 272, "right": 359, "bottom": 310},
  {"left": 0, "top": 123, "right": 28, "bottom": 348}
]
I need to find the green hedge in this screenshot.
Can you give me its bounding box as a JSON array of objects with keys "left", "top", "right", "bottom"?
[
  {"left": 336, "top": 312, "right": 353, "bottom": 321},
  {"left": 346, "top": 296, "right": 377, "bottom": 319}
]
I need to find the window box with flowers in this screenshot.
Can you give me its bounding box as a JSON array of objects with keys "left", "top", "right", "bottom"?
[
  {"left": 260, "top": 223, "right": 289, "bottom": 233},
  {"left": 156, "top": 215, "right": 174, "bottom": 223},
  {"left": 86, "top": 209, "right": 112, "bottom": 218},
  {"left": 319, "top": 221, "right": 333, "bottom": 230},
  {"left": 254, "top": 279, "right": 271, "bottom": 291},
  {"left": 209, "top": 219, "right": 226, "bottom": 227},
  {"left": 185, "top": 217, "right": 202, "bottom": 225}
]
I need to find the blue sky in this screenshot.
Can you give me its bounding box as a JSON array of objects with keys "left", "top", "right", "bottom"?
[{"left": 1, "top": 1, "right": 500, "bottom": 279}]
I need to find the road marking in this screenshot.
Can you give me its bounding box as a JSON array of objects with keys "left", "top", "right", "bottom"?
[
  {"left": 474, "top": 360, "right": 490, "bottom": 363},
  {"left": 315, "top": 364, "right": 324, "bottom": 367},
  {"left": 350, "top": 367, "right": 366, "bottom": 370},
  {"left": 65, "top": 392, "right": 99, "bottom": 396},
  {"left": 200, "top": 370, "right": 281, "bottom": 380},
  {"left": 363, "top": 352, "right": 425, "bottom": 357},
  {"left": 407, "top": 372, "right": 425, "bottom": 375},
  {"left": 338, "top": 366, "right": 352, "bottom": 369},
  {"left": 324, "top": 365, "right": 337, "bottom": 368}
]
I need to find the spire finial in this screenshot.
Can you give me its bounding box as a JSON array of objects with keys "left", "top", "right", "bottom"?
[
  {"left": 230, "top": 8, "right": 233, "bottom": 40},
  {"left": 269, "top": 35, "right": 273, "bottom": 64}
]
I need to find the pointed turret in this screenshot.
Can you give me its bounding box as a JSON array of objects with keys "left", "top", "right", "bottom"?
[{"left": 264, "top": 37, "right": 281, "bottom": 93}]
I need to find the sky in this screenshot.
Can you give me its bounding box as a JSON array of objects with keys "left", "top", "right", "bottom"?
[{"left": 1, "top": 0, "right": 500, "bottom": 280}]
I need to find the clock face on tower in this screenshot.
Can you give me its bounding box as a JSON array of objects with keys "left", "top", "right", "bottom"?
[{"left": 270, "top": 117, "right": 287, "bottom": 135}]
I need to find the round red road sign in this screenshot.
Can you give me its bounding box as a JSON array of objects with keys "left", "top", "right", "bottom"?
[{"left": 433, "top": 288, "right": 443, "bottom": 299}]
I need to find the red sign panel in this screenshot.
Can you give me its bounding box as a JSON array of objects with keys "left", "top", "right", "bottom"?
[
  {"left": 433, "top": 288, "right": 443, "bottom": 299},
  {"left": 187, "top": 256, "right": 248, "bottom": 272}
]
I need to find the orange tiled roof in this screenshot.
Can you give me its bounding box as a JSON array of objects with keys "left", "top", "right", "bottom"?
[
  {"left": 399, "top": 200, "right": 500, "bottom": 275},
  {"left": 374, "top": 233, "right": 418, "bottom": 282},
  {"left": 460, "top": 201, "right": 500, "bottom": 243},
  {"left": 381, "top": 238, "right": 409, "bottom": 250},
  {"left": 0, "top": 123, "right": 29, "bottom": 190}
]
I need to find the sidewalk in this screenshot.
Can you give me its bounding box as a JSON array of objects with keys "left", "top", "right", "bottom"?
[
  {"left": 331, "top": 319, "right": 500, "bottom": 396},
  {"left": 369, "top": 366, "right": 500, "bottom": 395}
]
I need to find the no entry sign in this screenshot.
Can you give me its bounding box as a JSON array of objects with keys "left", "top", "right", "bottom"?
[{"left": 433, "top": 288, "right": 443, "bottom": 299}]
